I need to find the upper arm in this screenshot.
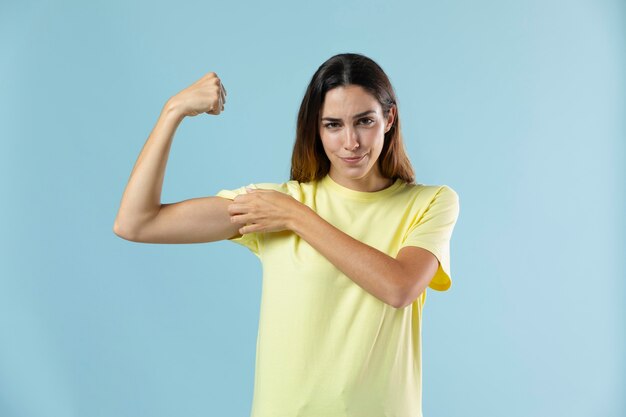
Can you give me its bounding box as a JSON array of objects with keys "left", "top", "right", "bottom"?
[
  {"left": 395, "top": 246, "right": 440, "bottom": 308},
  {"left": 115, "top": 196, "right": 242, "bottom": 244}
]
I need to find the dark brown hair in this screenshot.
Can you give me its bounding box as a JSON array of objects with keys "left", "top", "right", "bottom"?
[{"left": 290, "top": 52, "right": 415, "bottom": 184}]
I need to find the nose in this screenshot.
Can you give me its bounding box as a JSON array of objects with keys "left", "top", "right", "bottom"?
[{"left": 343, "top": 126, "right": 360, "bottom": 151}]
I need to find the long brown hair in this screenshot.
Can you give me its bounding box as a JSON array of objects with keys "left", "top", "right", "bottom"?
[{"left": 290, "top": 53, "right": 415, "bottom": 184}]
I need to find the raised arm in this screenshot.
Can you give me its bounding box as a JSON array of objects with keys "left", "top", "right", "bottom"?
[{"left": 113, "top": 72, "right": 240, "bottom": 244}]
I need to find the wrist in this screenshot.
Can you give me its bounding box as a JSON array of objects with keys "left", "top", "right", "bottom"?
[
  {"left": 163, "top": 98, "right": 186, "bottom": 122},
  {"left": 289, "top": 202, "right": 313, "bottom": 235}
]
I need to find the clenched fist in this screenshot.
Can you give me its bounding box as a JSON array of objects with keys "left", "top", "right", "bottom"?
[{"left": 169, "top": 71, "right": 228, "bottom": 117}]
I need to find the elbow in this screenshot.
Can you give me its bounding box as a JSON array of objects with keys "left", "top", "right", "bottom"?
[
  {"left": 113, "top": 219, "right": 138, "bottom": 241},
  {"left": 390, "top": 263, "right": 432, "bottom": 308},
  {"left": 391, "top": 294, "right": 412, "bottom": 309},
  {"left": 393, "top": 285, "right": 426, "bottom": 309},
  {"left": 112, "top": 222, "right": 129, "bottom": 240},
  {"left": 390, "top": 278, "right": 420, "bottom": 309},
  {"left": 389, "top": 283, "right": 408, "bottom": 309},
  {"left": 391, "top": 297, "right": 407, "bottom": 309}
]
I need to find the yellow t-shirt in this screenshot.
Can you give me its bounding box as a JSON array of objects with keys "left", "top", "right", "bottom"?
[{"left": 215, "top": 173, "right": 460, "bottom": 417}]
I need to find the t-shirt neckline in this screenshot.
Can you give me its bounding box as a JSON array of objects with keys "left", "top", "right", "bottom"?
[{"left": 320, "top": 174, "right": 403, "bottom": 201}]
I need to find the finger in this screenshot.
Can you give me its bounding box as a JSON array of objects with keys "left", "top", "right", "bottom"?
[
  {"left": 209, "top": 93, "right": 222, "bottom": 115},
  {"left": 231, "top": 195, "right": 253, "bottom": 205},
  {"left": 229, "top": 201, "right": 242, "bottom": 212},
  {"left": 227, "top": 203, "right": 248, "bottom": 216},
  {"left": 210, "top": 80, "right": 223, "bottom": 114},
  {"left": 240, "top": 223, "right": 259, "bottom": 235},
  {"left": 230, "top": 213, "right": 249, "bottom": 225}
]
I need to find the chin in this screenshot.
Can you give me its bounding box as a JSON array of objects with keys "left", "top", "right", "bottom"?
[{"left": 336, "top": 165, "right": 373, "bottom": 178}]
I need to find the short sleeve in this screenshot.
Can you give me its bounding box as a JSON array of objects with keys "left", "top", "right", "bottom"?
[
  {"left": 400, "top": 185, "right": 460, "bottom": 291},
  {"left": 214, "top": 183, "right": 263, "bottom": 258}
]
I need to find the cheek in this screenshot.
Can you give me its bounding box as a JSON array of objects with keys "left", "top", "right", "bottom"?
[
  {"left": 320, "top": 134, "right": 340, "bottom": 152},
  {"left": 364, "top": 129, "right": 384, "bottom": 147}
]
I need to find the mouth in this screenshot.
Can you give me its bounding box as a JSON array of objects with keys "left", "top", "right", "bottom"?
[{"left": 340, "top": 154, "right": 367, "bottom": 163}]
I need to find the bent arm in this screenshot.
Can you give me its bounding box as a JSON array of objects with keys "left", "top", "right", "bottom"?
[
  {"left": 289, "top": 205, "right": 437, "bottom": 309},
  {"left": 113, "top": 99, "right": 185, "bottom": 238},
  {"left": 113, "top": 99, "right": 243, "bottom": 244},
  {"left": 225, "top": 188, "right": 439, "bottom": 305}
]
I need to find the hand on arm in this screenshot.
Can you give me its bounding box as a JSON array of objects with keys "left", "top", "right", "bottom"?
[{"left": 227, "top": 188, "right": 439, "bottom": 308}]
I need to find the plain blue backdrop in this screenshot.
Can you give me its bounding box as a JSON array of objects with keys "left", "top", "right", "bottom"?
[{"left": 1, "top": 0, "right": 624, "bottom": 416}]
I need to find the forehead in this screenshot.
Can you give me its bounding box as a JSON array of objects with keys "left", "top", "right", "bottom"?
[{"left": 321, "top": 85, "right": 380, "bottom": 116}]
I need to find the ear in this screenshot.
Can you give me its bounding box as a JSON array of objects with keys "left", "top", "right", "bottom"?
[{"left": 385, "top": 105, "right": 396, "bottom": 133}]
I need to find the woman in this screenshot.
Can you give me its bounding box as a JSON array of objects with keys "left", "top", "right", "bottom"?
[{"left": 114, "top": 52, "right": 460, "bottom": 417}]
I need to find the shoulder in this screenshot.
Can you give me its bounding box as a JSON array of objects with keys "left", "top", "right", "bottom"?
[
  {"left": 426, "top": 185, "right": 460, "bottom": 219},
  {"left": 398, "top": 180, "right": 458, "bottom": 199},
  {"left": 397, "top": 182, "right": 459, "bottom": 217},
  {"left": 413, "top": 182, "right": 458, "bottom": 200},
  {"left": 435, "top": 184, "right": 459, "bottom": 203}
]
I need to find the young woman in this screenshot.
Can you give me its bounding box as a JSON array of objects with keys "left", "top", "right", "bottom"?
[{"left": 114, "top": 52, "right": 460, "bottom": 417}]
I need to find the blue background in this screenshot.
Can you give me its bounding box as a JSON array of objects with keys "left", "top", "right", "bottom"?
[{"left": 1, "top": 0, "right": 624, "bottom": 416}]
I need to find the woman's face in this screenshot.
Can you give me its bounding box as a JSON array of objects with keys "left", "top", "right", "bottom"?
[{"left": 318, "top": 84, "right": 395, "bottom": 191}]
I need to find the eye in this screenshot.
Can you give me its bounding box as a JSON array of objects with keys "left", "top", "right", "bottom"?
[{"left": 323, "top": 118, "right": 374, "bottom": 129}]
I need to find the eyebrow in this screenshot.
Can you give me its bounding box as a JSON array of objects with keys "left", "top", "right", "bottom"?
[{"left": 321, "top": 110, "right": 377, "bottom": 122}]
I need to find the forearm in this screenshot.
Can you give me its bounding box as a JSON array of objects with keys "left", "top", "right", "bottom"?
[
  {"left": 113, "top": 99, "right": 185, "bottom": 235},
  {"left": 290, "top": 204, "right": 405, "bottom": 308}
]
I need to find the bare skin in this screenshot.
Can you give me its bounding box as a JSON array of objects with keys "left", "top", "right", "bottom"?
[
  {"left": 112, "top": 71, "right": 241, "bottom": 243},
  {"left": 114, "top": 74, "right": 439, "bottom": 308}
]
